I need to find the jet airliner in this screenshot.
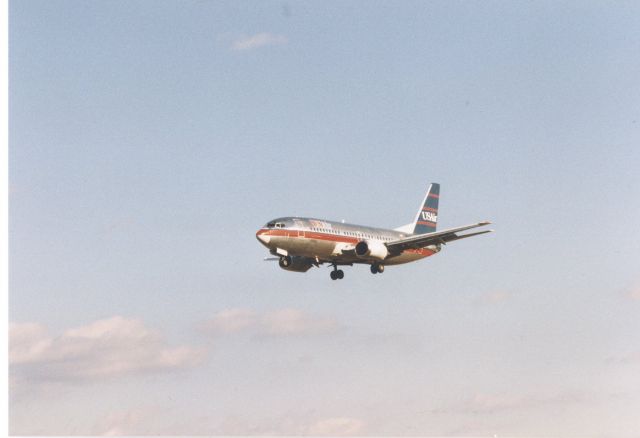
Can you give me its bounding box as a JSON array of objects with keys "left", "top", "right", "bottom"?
[{"left": 256, "top": 183, "right": 492, "bottom": 280}]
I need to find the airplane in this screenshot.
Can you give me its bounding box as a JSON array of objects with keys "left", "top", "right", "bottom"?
[{"left": 255, "top": 183, "right": 492, "bottom": 280}]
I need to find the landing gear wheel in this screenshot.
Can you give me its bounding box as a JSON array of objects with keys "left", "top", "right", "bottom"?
[
  {"left": 371, "top": 264, "right": 384, "bottom": 274},
  {"left": 279, "top": 256, "right": 292, "bottom": 268},
  {"left": 330, "top": 265, "right": 344, "bottom": 280},
  {"left": 377, "top": 264, "right": 384, "bottom": 273},
  {"left": 370, "top": 265, "right": 378, "bottom": 274}
]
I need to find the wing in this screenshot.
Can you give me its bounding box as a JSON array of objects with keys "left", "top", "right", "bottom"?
[{"left": 386, "top": 221, "right": 493, "bottom": 255}]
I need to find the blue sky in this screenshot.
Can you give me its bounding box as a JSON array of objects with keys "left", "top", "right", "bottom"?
[{"left": 9, "top": 0, "right": 640, "bottom": 435}]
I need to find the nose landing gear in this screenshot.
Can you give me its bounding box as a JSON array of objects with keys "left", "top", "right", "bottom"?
[{"left": 278, "top": 256, "right": 292, "bottom": 268}]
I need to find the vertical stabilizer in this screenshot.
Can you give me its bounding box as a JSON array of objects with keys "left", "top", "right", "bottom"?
[{"left": 412, "top": 183, "right": 440, "bottom": 234}]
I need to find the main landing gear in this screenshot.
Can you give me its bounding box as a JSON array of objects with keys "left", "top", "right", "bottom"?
[
  {"left": 330, "top": 265, "right": 344, "bottom": 280},
  {"left": 327, "top": 264, "right": 383, "bottom": 279}
]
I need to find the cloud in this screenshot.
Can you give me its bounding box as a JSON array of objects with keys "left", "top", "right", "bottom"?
[
  {"left": 467, "top": 393, "right": 529, "bottom": 413},
  {"left": 475, "top": 290, "right": 511, "bottom": 305},
  {"left": 94, "top": 409, "right": 149, "bottom": 436},
  {"left": 607, "top": 350, "right": 640, "bottom": 364},
  {"left": 626, "top": 285, "right": 640, "bottom": 301},
  {"left": 206, "top": 308, "right": 257, "bottom": 334},
  {"left": 433, "top": 390, "right": 586, "bottom": 415},
  {"left": 217, "top": 413, "right": 365, "bottom": 436},
  {"left": 203, "top": 307, "right": 339, "bottom": 337},
  {"left": 306, "top": 417, "right": 366, "bottom": 435},
  {"left": 231, "top": 32, "right": 288, "bottom": 51},
  {"left": 9, "top": 322, "right": 51, "bottom": 364},
  {"left": 91, "top": 406, "right": 189, "bottom": 436},
  {"left": 10, "top": 316, "right": 205, "bottom": 383},
  {"left": 263, "top": 308, "right": 339, "bottom": 336}
]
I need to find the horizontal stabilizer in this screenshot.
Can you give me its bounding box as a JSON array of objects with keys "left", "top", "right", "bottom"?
[
  {"left": 443, "top": 229, "right": 494, "bottom": 243},
  {"left": 393, "top": 223, "right": 414, "bottom": 233},
  {"left": 386, "top": 221, "right": 492, "bottom": 254}
]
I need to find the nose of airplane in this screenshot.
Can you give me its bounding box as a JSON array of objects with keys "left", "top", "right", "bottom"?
[{"left": 255, "top": 229, "right": 271, "bottom": 246}]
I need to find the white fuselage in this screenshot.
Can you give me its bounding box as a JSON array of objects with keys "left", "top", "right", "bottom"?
[{"left": 256, "top": 217, "right": 440, "bottom": 266}]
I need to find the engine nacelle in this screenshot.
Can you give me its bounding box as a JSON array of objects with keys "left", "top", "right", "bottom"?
[
  {"left": 279, "top": 256, "right": 313, "bottom": 273},
  {"left": 355, "top": 240, "right": 389, "bottom": 261}
]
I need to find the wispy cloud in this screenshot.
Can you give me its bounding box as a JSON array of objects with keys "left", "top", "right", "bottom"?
[
  {"left": 263, "top": 308, "right": 339, "bottom": 336},
  {"left": 607, "top": 350, "right": 640, "bottom": 364},
  {"left": 91, "top": 405, "right": 203, "bottom": 436},
  {"left": 203, "top": 307, "right": 339, "bottom": 337},
  {"left": 306, "top": 417, "right": 366, "bottom": 435},
  {"left": 206, "top": 308, "right": 257, "bottom": 334},
  {"left": 432, "top": 390, "right": 586, "bottom": 415},
  {"left": 474, "top": 290, "right": 511, "bottom": 306},
  {"left": 231, "top": 32, "right": 288, "bottom": 51},
  {"left": 61, "top": 404, "right": 367, "bottom": 436},
  {"left": 217, "top": 413, "right": 365, "bottom": 436},
  {"left": 10, "top": 316, "right": 205, "bottom": 383},
  {"left": 93, "top": 408, "right": 153, "bottom": 436},
  {"left": 626, "top": 285, "right": 640, "bottom": 301}
]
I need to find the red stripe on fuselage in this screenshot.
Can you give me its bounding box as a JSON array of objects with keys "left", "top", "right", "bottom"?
[
  {"left": 404, "top": 247, "right": 435, "bottom": 256},
  {"left": 261, "top": 228, "right": 360, "bottom": 243},
  {"left": 258, "top": 228, "right": 436, "bottom": 256},
  {"left": 301, "top": 232, "right": 359, "bottom": 244}
]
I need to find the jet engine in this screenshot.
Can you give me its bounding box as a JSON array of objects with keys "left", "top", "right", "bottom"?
[
  {"left": 355, "top": 240, "right": 389, "bottom": 261},
  {"left": 279, "top": 256, "right": 313, "bottom": 272}
]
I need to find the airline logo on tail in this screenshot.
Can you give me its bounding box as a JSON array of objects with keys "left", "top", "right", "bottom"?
[
  {"left": 421, "top": 211, "right": 437, "bottom": 222},
  {"left": 413, "top": 183, "right": 440, "bottom": 235}
]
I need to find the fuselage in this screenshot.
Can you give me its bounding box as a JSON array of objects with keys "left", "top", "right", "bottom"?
[{"left": 255, "top": 216, "right": 440, "bottom": 266}]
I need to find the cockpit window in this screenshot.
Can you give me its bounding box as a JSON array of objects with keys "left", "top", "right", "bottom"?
[{"left": 265, "top": 220, "right": 286, "bottom": 229}]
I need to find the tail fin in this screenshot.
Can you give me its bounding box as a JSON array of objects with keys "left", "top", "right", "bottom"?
[{"left": 412, "top": 183, "right": 440, "bottom": 234}]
